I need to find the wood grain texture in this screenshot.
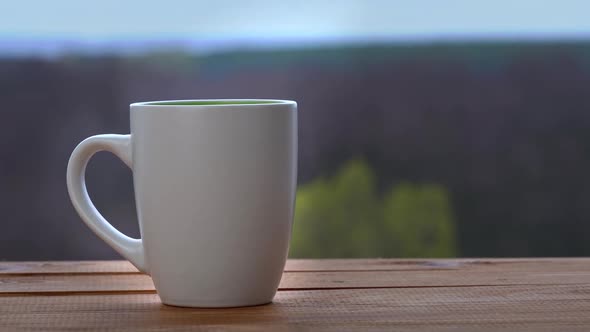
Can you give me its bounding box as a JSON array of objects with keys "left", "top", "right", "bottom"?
[
  {"left": 1, "top": 260, "right": 590, "bottom": 294},
  {"left": 1, "top": 285, "right": 590, "bottom": 331},
  {"left": 0, "top": 261, "right": 139, "bottom": 274},
  {"left": 2, "top": 258, "right": 588, "bottom": 274},
  {"left": 1, "top": 259, "right": 589, "bottom": 331}
]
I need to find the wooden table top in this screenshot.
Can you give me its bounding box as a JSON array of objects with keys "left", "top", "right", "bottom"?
[{"left": 1, "top": 258, "right": 589, "bottom": 331}]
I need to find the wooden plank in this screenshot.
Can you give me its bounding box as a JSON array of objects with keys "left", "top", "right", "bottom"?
[
  {"left": 0, "top": 259, "right": 449, "bottom": 274},
  {"left": 2, "top": 258, "right": 589, "bottom": 275},
  {"left": 1, "top": 285, "right": 589, "bottom": 331},
  {"left": 0, "top": 261, "right": 139, "bottom": 274},
  {"left": 1, "top": 267, "right": 590, "bottom": 294}
]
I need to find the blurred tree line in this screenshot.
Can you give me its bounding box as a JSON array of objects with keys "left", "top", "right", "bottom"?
[
  {"left": 1, "top": 41, "right": 590, "bottom": 259},
  {"left": 291, "top": 159, "right": 456, "bottom": 258}
]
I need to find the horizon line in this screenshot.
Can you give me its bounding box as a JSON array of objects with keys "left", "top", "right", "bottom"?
[{"left": 2, "top": 33, "right": 590, "bottom": 58}]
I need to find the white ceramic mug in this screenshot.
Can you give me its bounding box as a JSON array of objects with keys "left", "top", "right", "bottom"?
[{"left": 67, "top": 99, "right": 297, "bottom": 307}]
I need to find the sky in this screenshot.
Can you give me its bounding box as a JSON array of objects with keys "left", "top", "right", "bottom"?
[{"left": 1, "top": 0, "right": 590, "bottom": 54}]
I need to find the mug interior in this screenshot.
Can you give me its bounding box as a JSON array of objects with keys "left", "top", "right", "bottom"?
[{"left": 139, "top": 100, "right": 287, "bottom": 106}]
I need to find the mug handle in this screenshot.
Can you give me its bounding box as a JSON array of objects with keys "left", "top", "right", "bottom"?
[{"left": 66, "top": 134, "right": 148, "bottom": 273}]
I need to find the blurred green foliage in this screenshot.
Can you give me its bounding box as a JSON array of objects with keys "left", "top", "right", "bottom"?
[{"left": 290, "top": 160, "right": 458, "bottom": 258}]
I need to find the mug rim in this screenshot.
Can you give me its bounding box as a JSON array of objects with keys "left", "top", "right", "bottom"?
[{"left": 130, "top": 99, "right": 296, "bottom": 108}]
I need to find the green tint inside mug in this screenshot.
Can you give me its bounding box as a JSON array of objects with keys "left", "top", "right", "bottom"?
[{"left": 145, "top": 100, "right": 284, "bottom": 106}]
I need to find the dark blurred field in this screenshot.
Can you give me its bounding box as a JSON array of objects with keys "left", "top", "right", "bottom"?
[{"left": 2, "top": 41, "right": 590, "bottom": 260}]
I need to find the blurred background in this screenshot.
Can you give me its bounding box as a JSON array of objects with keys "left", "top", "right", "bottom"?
[{"left": 1, "top": 0, "right": 590, "bottom": 260}]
